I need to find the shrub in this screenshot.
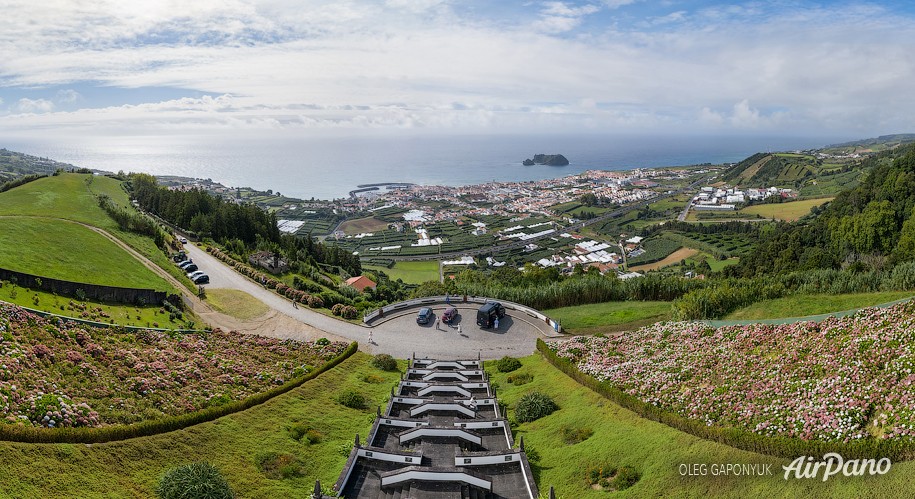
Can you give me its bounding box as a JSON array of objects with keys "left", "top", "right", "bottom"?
[
  {"left": 613, "top": 465, "right": 640, "bottom": 490},
  {"left": 496, "top": 356, "right": 522, "bottom": 373},
  {"left": 331, "top": 303, "right": 345, "bottom": 316},
  {"left": 506, "top": 372, "right": 532, "bottom": 386},
  {"left": 372, "top": 353, "right": 398, "bottom": 371},
  {"left": 336, "top": 390, "right": 366, "bottom": 409},
  {"left": 254, "top": 451, "right": 304, "bottom": 479},
  {"left": 561, "top": 425, "right": 593, "bottom": 444},
  {"left": 156, "top": 462, "right": 234, "bottom": 499},
  {"left": 514, "top": 391, "right": 558, "bottom": 423}
]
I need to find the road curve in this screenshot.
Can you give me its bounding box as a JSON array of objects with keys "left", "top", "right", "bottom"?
[{"left": 182, "top": 243, "right": 545, "bottom": 359}]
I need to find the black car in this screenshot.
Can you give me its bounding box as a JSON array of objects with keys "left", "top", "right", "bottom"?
[
  {"left": 183, "top": 263, "right": 198, "bottom": 273},
  {"left": 476, "top": 302, "right": 506, "bottom": 328},
  {"left": 192, "top": 274, "right": 209, "bottom": 284},
  {"left": 416, "top": 307, "right": 433, "bottom": 324}
]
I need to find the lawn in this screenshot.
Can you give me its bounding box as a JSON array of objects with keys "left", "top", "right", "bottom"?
[
  {"left": 365, "top": 260, "right": 440, "bottom": 284},
  {"left": 724, "top": 291, "right": 914, "bottom": 320},
  {"left": 0, "top": 217, "right": 169, "bottom": 290},
  {"left": 740, "top": 197, "right": 834, "bottom": 221},
  {"left": 205, "top": 289, "right": 270, "bottom": 320},
  {"left": 542, "top": 301, "right": 672, "bottom": 334},
  {"left": 337, "top": 216, "right": 390, "bottom": 235},
  {"left": 490, "top": 353, "right": 915, "bottom": 498},
  {"left": 0, "top": 352, "right": 402, "bottom": 498}
]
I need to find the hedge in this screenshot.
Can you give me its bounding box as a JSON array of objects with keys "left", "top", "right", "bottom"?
[
  {"left": 536, "top": 339, "right": 915, "bottom": 461},
  {"left": 0, "top": 342, "right": 358, "bottom": 444}
]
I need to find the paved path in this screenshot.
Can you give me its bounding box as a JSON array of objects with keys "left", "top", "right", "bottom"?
[{"left": 182, "top": 243, "right": 547, "bottom": 359}]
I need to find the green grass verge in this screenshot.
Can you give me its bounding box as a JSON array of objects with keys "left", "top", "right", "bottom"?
[
  {"left": 0, "top": 217, "right": 169, "bottom": 289},
  {"left": 205, "top": 289, "right": 270, "bottom": 320},
  {"left": 724, "top": 291, "right": 915, "bottom": 320},
  {"left": 0, "top": 351, "right": 400, "bottom": 498},
  {"left": 491, "top": 353, "right": 915, "bottom": 498},
  {"left": 542, "top": 301, "right": 672, "bottom": 334},
  {"left": 365, "top": 260, "right": 440, "bottom": 284},
  {"left": 740, "top": 197, "right": 833, "bottom": 221}
]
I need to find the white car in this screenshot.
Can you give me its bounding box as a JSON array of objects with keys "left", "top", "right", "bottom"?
[{"left": 187, "top": 270, "right": 205, "bottom": 279}]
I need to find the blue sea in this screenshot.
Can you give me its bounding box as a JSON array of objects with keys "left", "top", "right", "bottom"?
[{"left": 2, "top": 132, "right": 844, "bottom": 200}]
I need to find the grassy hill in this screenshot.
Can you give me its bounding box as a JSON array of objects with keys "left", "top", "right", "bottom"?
[
  {"left": 0, "top": 216, "right": 168, "bottom": 289},
  {"left": 0, "top": 173, "right": 190, "bottom": 293}
]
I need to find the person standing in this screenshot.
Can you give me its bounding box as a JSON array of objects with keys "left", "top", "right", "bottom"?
[
  {"left": 368, "top": 330, "right": 374, "bottom": 345},
  {"left": 493, "top": 317, "right": 499, "bottom": 330},
  {"left": 435, "top": 317, "right": 441, "bottom": 330},
  {"left": 458, "top": 324, "right": 462, "bottom": 335}
]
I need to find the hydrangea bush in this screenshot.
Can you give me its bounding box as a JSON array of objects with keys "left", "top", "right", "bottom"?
[
  {"left": 551, "top": 301, "right": 915, "bottom": 442},
  {"left": 0, "top": 304, "right": 346, "bottom": 428}
]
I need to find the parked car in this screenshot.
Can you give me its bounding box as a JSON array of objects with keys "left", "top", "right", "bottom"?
[
  {"left": 416, "top": 307, "right": 434, "bottom": 325},
  {"left": 177, "top": 260, "right": 194, "bottom": 269},
  {"left": 476, "top": 302, "right": 506, "bottom": 328},
  {"left": 442, "top": 306, "right": 458, "bottom": 324},
  {"left": 183, "top": 264, "right": 198, "bottom": 273},
  {"left": 187, "top": 270, "right": 205, "bottom": 279},
  {"left": 192, "top": 274, "right": 209, "bottom": 284}
]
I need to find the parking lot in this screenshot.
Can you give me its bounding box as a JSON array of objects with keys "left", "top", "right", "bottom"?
[{"left": 365, "top": 304, "right": 551, "bottom": 359}]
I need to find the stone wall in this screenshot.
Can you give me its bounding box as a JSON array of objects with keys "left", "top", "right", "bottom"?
[{"left": 0, "top": 266, "right": 172, "bottom": 306}]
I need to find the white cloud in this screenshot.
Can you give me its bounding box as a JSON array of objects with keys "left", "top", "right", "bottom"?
[
  {"left": 56, "top": 89, "right": 81, "bottom": 104},
  {"left": 0, "top": 1, "right": 913, "bottom": 136},
  {"left": 15, "top": 98, "right": 55, "bottom": 114}
]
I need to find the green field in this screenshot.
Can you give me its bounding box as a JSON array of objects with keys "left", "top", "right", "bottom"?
[
  {"left": 740, "top": 197, "right": 833, "bottom": 221},
  {"left": 0, "top": 352, "right": 401, "bottom": 498},
  {"left": 490, "top": 353, "right": 914, "bottom": 498},
  {"left": 205, "top": 289, "right": 271, "bottom": 320},
  {"left": 724, "top": 291, "right": 915, "bottom": 320},
  {"left": 543, "top": 301, "right": 672, "bottom": 334},
  {"left": 0, "top": 173, "right": 194, "bottom": 292},
  {"left": 0, "top": 217, "right": 169, "bottom": 289},
  {"left": 365, "top": 260, "right": 440, "bottom": 284}
]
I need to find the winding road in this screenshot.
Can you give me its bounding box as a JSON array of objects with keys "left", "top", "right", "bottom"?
[{"left": 181, "top": 243, "right": 550, "bottom": 359}]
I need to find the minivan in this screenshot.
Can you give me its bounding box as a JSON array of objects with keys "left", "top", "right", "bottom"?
[
  {"left": 416, "top": 307, "right": 433, "bottom": 325},
  {"left": 476, "top": 302, "right": 505, "bottom": 328}
]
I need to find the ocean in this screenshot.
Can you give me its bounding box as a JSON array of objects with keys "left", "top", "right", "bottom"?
[{"left": 2, "top": 132, "right": 842, "bottom": 200}]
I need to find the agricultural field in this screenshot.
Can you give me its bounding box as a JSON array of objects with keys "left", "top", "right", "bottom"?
[
  {"left": 663, "top": 231, "right": 756, "bottom": 257},
  {"left": 490, "top": 354, "right": 914, "bottom": 498},
  {"left": 337, "top": 216, "right": 389, "bottom": 235},
  {"left": 0, "top": 217, "right": 169, "bottom": 290},
  {"left": 0, "top": 352, "right": 401, "bottom": 498},
  {"left": 364, "top": 260, "right": 439, "bottom": 284},
  {"left": 204, "top": 289, "right": 270, "bottom": 320},
  {"left": 740, "top": 197, "right": 834, "bottom": 221},
  {"left": 0, "top": 303, "right": 348, "bottom": 427},
  {"left": 626, "top": 236, "right": 683, "bottom": 266},
  {"left": 542, "top": 300, "right": 672, "bottom": 334},
  {"left": 552, "top": 301, "right": 915, "bottom": 442},
  {"left": 630, "top": 247, "right": 698, "bottom": 272},
  {"left": 724, "top": 291, "right": 914, "bottom": 320}
]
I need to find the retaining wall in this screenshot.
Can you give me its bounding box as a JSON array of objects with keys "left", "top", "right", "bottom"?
[{"left": 0, "top": 266, "right": 174, "bottom": 305}]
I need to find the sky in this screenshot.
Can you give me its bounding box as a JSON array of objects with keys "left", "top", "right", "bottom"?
[{"left": 1, "top": 0, "right": 914, "bottom": 139}]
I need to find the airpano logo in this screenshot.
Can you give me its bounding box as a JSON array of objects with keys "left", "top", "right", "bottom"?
[{"left": 782, "top": 453, "right": 891, "bottom": 481}]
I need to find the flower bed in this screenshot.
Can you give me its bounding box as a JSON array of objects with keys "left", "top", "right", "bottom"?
[
  {"left": 0, "top": 303, "right": 347, "bottom": 428},
  {"left": 551, "top": 301, "right": 915, "bottom": 443}
]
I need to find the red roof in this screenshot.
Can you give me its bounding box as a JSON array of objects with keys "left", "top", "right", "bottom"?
[{"left": 345, "top": 275, "right": 377, "bottom": 292}]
